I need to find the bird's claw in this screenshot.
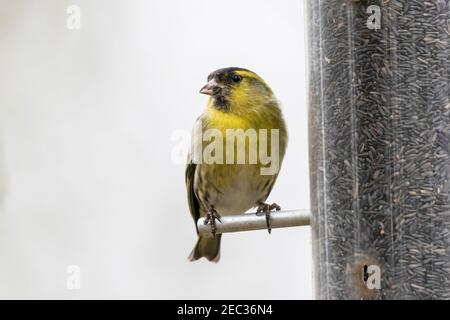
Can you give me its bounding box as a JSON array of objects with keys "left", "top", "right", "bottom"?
[
  {"left": 204, "top": 207, "right": 222, "bottom": 237},
  {"left": 256, "top": 202, "right": 281, "bottom": 234}
]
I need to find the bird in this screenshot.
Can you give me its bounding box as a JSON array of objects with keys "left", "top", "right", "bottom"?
[{"left": 186, "top": 67, "right": 288, "bottom": 262}]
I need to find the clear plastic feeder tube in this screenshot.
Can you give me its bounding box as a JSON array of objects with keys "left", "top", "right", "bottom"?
[{"left": 307, "top": 0, "right": 450, "bottom": 299}]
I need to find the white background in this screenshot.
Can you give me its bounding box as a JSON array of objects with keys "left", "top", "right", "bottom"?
[{"left": 0, "top": 0, "right": 311, "bottom": 299}]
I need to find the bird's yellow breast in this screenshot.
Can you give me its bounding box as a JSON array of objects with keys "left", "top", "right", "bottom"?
[{"left": 205, "top": 103, "right": 252, "bottom": 131}]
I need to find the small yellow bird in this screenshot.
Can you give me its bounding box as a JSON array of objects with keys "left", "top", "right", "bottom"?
[{"left": 186, "top": 67, "right": 288, "bottom": 262}]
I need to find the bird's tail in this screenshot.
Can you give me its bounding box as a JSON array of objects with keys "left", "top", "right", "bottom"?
[{"left": 188, "top": 235, "right": 222, "bottom": 263}]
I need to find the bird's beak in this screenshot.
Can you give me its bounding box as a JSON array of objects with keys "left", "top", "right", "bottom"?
[{"left": 200, "top": 79, "right": 221, "bottom": 96}]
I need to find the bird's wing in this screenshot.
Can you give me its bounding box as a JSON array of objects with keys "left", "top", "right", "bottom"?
[
  {"left": 186, "top": 117, "right": 203, "bottom": 234},
  {"left": 185, "top": 159, "right": 200, "bottom": 234}
]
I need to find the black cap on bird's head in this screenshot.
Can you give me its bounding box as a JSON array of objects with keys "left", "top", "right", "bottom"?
[
  {"left": 200, "top": 67, "right": 250, "bottom": 94},
  {"left": 200, "top": 67, "right": 271, "bottom": 112}
]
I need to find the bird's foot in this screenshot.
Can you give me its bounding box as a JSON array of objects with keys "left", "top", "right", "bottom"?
[
  {"left": 256, "top": 202, "right": 281, "bottom": 234},
  {"left": 204, "top": 207, "right": 222, "bottom": 237}
]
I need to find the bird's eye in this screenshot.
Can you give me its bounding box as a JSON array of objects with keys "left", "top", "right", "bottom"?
[
  {"left": 232, "top": 74, "right": 242, "bottom": 83},
  {"left": 207, "top": 74, "right": 213, "bottom": 81}
]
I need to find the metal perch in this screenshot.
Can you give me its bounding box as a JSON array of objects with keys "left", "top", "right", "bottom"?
[{"left": 197, "top": 209, "right": 311, "bottom": 236}]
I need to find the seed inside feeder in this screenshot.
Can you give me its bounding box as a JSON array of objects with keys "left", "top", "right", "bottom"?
[{"left": 308, "top": 0, "right": 450, "bottom": 299}]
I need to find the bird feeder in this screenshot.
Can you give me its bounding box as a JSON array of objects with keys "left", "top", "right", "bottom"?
[{"left": 307, "top": 0, "right": 450, "bottom": 299}]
